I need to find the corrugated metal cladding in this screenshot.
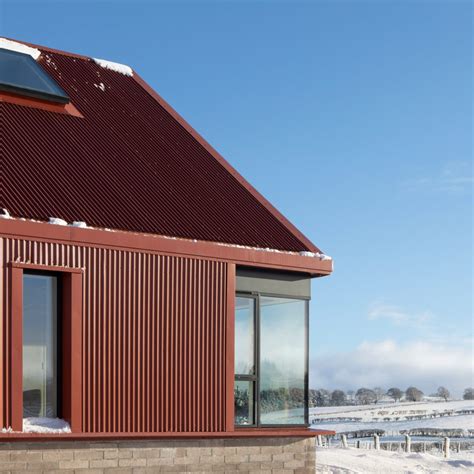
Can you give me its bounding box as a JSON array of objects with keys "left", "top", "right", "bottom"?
[
  {"left": 1, "top": 238, "right": 228, "bottom": 432},
  {"left": 0, "top": 47, "right": 312, "bottom": 252}
]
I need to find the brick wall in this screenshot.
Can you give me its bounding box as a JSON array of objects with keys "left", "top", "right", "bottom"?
[{"left": 0, "top": 437, "right": 316, "bottom": 473}]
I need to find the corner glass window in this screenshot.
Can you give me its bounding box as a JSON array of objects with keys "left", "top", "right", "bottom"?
[
  {"left": 260, "top": 297, "right": 306, "bottom": 425},
  {"left": 23, "top": 273, "right": 59, "bottom": 418},
  {"left": 234, "top": 293, "right": 308, "bottom": 427},
  {"left": 0, "top": 48, "right": 69, "bottom": 103}
]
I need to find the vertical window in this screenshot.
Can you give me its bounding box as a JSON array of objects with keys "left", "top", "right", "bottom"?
[
  {"left": 234, "top": 296, "right": 256, "bottom": 425},
  {"left": 234, "top": 293, "right": 308, "bottom": 427},
  {"left": 259, "top": 297, "right": 306, "bottom": 425},
  {"left": 23, "top": 273, "right": 59, "bottom": 418}
]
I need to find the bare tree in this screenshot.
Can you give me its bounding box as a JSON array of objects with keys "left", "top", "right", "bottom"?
[
  {"left": 373, "top": 387, "right": 385, "bottom": 404},
  {"left": 387, "top": 387, "right": 403, "bottom": 402},
  {"left": 355, "top": 388, "right": 377, "bottom": 405},
  {"left": 463, "top": 388, "right": 474, "bottom": 400},
  {"left": 405, "top": 386, "right": 423, "bottom": 402},
  {"left": 436, "top": 386, "right": 450, "bottom": 401},
  {"left": 331, "top": 389, "right": 346, "bottom": 406}
]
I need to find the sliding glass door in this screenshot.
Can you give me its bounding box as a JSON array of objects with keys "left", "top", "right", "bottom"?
[{"left": 23, "top": 273, "right": 59, "bottom": 418}]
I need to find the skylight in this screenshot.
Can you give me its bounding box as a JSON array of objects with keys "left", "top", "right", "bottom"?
[{"left": 0, "top": 48, "right": 69, "bottom": 104}]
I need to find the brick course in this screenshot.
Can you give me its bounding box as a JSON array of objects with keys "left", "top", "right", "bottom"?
[{"left": 0, "top": 437, "right": 315, "bottom": 473}]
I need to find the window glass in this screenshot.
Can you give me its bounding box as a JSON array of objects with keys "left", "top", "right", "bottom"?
[
  {"left": 0, "top": 48, "right": 69, "bottom": 103},
  {"left": 259, "top": 297, "right": 306, "bottom": 425},
  {"left": 234, "top": 380, "right": 254, "bottom": 426},
  {"left": 23, "top": 274, "right": 58, "bottom": 418},
  {"left": 235, "top": 297, "right": 255, "bottom": 375}
]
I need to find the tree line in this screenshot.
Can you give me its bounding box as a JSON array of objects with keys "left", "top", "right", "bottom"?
[{"left": 309, "top": 386, "right": 474, "bottom": 407}]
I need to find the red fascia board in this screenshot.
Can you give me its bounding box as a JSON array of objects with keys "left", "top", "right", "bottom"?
[
  {"left": 0, "top": 219, "right": 332, "bottom": 276},
  {"left": 0, "top": 428, "right": 334, "bottom": 442},
  {"left": 0, "top": 90, "right": 83, "bottom": 117},
  {"left": 5, "top": 36, "right": 322, "bottom": 255}
]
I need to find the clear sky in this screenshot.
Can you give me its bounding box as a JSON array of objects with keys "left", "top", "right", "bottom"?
[{"left": 1, "top": 0, "right": 472, "bottom": 395}]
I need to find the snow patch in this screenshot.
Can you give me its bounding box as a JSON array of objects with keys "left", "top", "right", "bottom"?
[
  {"left": 48, "top": 217, "right": 68, "bottom": 226},
  {"left": 0, "top": 208, "right": 11, "bottom": 219},
  {"left": 23, "top": 417, "right": 71, "bottom": 433},
  {"left": 317, "top": 446, "right": 474, "bottom": 474},
  {"left": 94, "top": 82, "right": 106, "bottom": 92},
  {"left": 71, "top": 221, "right": 89, "bottom": 228},
  {"left": 300, "top": 251, "right": 332, "bottom": 261},
  {"left": 0, "top": 37, "right": 41, "bottom": 60},
  {"left": 93, "top": 58, "right": 133, "bottom": 76}
]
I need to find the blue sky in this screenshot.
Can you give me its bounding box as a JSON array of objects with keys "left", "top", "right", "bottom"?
[{"left": 1, "top": 1, "right": 472, "bottom": 395}]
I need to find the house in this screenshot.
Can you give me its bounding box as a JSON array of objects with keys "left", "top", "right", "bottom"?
[{"left": 0, "top": 37, "right": 333, "bottom": 472}]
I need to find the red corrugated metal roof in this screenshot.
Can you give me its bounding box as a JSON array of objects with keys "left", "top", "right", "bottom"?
[{"left": 1, "top": 39, "right": 320, "bottom": 253}]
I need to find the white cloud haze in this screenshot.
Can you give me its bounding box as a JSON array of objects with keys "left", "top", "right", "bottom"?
[
  {"left": 402, "top": 161, "right": 473, "bottom": 194},
  {"left": 368, "top": 302, "right": 433, "bottom": 329},
  {"left": 310, "top": 339, "right": 474, "bottom": 397}
]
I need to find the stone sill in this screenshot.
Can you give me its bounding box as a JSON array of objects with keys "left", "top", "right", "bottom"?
[{"left": 0, "top": 428, "right": 334, "bottom": 443}]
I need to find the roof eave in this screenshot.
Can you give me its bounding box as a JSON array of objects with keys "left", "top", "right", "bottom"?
[{"left": 0, "top": 219, "right": 332, "bottom": 277}]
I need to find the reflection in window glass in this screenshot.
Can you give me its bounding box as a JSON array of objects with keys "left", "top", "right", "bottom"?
[
  {"left": 234, "top": 380, "right": 254, "bottom": 425},
  {"left": 23, "top": 274, "right": 58, "bottom": 418},
  {"left": 259, "top": 297, "right": 306, "bottom": 425},
  {"left": 235, "top": 297, "right": 255, "bottom": 375}
]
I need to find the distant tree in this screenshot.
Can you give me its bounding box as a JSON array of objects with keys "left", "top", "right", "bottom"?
[
  {"left": 313, "top": 389, "right": 331, "bottom": 407},
  {"left": 436, "top": 386, "right": 450, "bottom": 402},
  {"left": 355, "top": 388, "right": 377, "bottom": 405},
  {"left": 387, "top": 387, "right": 403, "bottom": 402},
  {"left": 463, "top": 388, "right": 474, "bottom": 400},
  {"left": 331, "top": 390, "right": 346, "bottom": 406},
  {"left": 373, "top": 387, "right": 385, "bottom": 404},
  {"left": 346, "top": 390, "right": 355, "bottom": 403},
  {"left": 405, "top": 386, "right": 424, "bottom": 402}
]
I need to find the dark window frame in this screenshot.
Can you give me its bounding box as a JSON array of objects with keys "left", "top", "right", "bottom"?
[{"left": 235, "top": 291, "right": 310, "bottom": 428}]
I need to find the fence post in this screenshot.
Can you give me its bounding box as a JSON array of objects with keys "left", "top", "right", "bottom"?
[
  {"left": 374, "top": 434, "right": 380, "bottom": 451},
  {"left": 356, "top": 440, "right": 361, "bottom": 449},
  {"left": 316, "top": 435, "right": 322, "bottom": 447},
  {"left": 443, "top": 437, "right": 450, "bottom": 459},
  {"left": 404, "top": 434, "right": 411, "bottom": 453},
  {"left": 341, "top": 434, "right": 348, "bottom": 448},
  {"left": 423, "top": 442, "right": 426, "bottom": 453}
]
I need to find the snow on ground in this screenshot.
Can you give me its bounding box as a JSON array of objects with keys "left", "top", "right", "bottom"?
[
  {"left": 23, "top": 417, "right": 71, "bottom": 433},
  {"left": 311, "top": 400, "right": 474, "bottom": 435},
  {"left": 311, "top": 400, "right": 474, "bottom": 420},
  {"left": 316, "top": 446, "right": 474, "bottom": 473},
  {"left": 313, "top": 414, "right": 473, "bottom": 435}
]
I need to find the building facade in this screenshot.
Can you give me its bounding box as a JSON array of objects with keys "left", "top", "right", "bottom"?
[{"left": 0, "top": 37, "right": 332, "bottom": 472}]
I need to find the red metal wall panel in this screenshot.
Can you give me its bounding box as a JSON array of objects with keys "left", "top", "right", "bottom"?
[{"left": 0, "top": 237, "right": 228, "bottom": 433}]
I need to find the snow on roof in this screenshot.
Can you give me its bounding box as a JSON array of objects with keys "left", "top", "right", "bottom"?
[
  {"left": 0, "top": 37, "right": 41, "bottom": 60},
  {"left": 0, "top": 209, "right": 11, "bottom": 219},
  {"left": 48, "top": 217, "right": 68, "bottom": 226},
  {"left": 93, "top": 57, "right": 133, "bottom": 76},
  {"left": 299, "top": 251, "right": 332, "bottom": 261}
]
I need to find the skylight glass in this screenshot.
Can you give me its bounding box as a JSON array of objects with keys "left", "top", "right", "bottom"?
[{"left": 0, "top": 48, "right": 69, "bottom": 104}]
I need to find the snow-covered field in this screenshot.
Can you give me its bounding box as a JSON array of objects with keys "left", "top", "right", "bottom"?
[
  {"left": 316, "top": 446, "right": 474, "bottom": 473},
  {"left": 311, "top": 400, "right": 474, "bottom": 435},
  {"left": 312, "top": 400, "right": 473, "bottom": 472}
]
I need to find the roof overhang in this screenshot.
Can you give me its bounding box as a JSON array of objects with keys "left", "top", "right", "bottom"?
[{"left": 0, "top": 219, "right": 333, "bottom": 277}]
